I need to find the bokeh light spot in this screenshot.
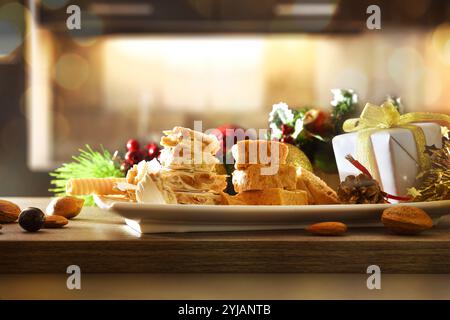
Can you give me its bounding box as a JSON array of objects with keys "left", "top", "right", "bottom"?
[
  {"left": 431, "top": 23, "right": 450, "bottom": 65},
  {"left": 0, "top": 21, "right": 21, "bottom": 58},
  {"left": 424, "top": 68, "right": 443, "bottom": 107},
  {"left": 0, "top": 1, "right": 27, "bottom": 60},
  {"left": 68, "top": 13, "right": 103, "bottom": 47},
  {"left": 54, "top": 53, "right": 90, "bottom": 90},
  {"left": 388, "top": 46, "right": 424, "bottom": 85},
  {"left": 443, "top": 40, "right": 450, "bottom": 64},
  {"left": 332, "top": 67, "right": 368, "bottom": 98}
]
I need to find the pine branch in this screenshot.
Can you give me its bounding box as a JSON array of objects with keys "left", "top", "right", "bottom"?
[{"left": 49, "top": 145, "right": 124, "bottom": 206}]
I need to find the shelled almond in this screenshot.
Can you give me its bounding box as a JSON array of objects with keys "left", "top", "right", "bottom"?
[
  {"left": 381, "top": 206, "right": 433, "bottom": 235},
  {"left": 0, "top": 200, "right": 21, "bottom": 223},
  {"left": 306, "top": 222, "right": 347, "bottom": 236},
  {"left": 46, "top": 196, "right": 84, "bottom": 219},
  {"left": 44, "top": 215, "right": 69, "bottom": 228}
]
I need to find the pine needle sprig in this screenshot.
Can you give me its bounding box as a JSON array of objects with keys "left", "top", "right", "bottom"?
[{"left": 49, "top": 145, "right": 124, "bottom": 206}]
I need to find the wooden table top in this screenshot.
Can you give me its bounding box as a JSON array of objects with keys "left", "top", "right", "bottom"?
[{"left": 2, "top": 197, "right": 450, "bottom": 273}]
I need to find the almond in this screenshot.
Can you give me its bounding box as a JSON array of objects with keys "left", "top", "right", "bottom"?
[
  {"left": 306, "top": 222, "right": 347, "bottom": 236},
  {"left": 46, "top": 196, "right": 84, "bottom": 219},
  {"left": 44, "top": 215, "right": 69, "bottom": 228},
  {"left": 381, "top": 206, "right": 433, "bottom": 235},
  {"left": 0, "top": 200, "right": 21, "bottom": 223}
]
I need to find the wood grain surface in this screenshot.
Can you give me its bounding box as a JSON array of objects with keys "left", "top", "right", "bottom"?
[{"left": 1, "top": 198, "right": 450, "bottom": 273}]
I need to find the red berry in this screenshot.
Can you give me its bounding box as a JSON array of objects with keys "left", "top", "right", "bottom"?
[
  {"left": 216, "top": 124, "right": 240, "bottom": 136},
  {"left": 125, "top": 150, "right": 143, "bottom": 164},
  {"left": 145, "top": 143, "right": 159, "bottom": 157},
  {"left": 303, "top": 109, "right": 332, "bottom": 135},
  {"left": 280, "top": 136, "right": 294, "bottom": 144},
  {"left": 281, "top": 124, "right": 294, "bottom": 135},
  {"left": 126, "top": 139, "right": 140, "bottom": 151},
  {"left": 139, "top": 150, "right": 148, "bottom": 161},
  {"left": 213, "top": 124, "right": 254, "bottom": 157}
]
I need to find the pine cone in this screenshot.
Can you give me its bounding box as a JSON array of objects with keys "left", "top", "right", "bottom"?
[{"left": 337, "top": 174, "right": 385, "bottom": 204}]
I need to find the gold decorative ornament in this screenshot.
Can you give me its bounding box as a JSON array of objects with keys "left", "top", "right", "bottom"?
[{"left": 284, "top": 143, "right": 313, "bottom": 172}]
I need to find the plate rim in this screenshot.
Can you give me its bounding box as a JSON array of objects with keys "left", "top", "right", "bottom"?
[{"left": 95, "top": 196, "right": 450, "bottom": 212}]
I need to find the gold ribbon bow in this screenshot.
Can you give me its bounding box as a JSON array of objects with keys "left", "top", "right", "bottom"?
[{"left": 343, "top": 102, "right": 450, "bottom": 178}]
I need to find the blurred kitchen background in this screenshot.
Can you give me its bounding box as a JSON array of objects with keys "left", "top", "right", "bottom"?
[{"left": 0, "top": 0, "right": 449, "bottom": 196}]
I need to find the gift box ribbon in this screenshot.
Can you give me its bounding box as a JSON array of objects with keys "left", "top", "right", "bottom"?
[{"left": 342, "top": 102, "right": 450, "bottom": 178}]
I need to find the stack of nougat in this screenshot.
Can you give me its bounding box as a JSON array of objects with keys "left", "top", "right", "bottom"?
[
  {"left": 224, "top": 140, "right": 308, "bottom": 205},
  {"left": 224, "top": 140, "right": 340, "bottom": 205},
  {"left": 126, "top": 127, "right": 227, "bottom": 205},
  {"left": 157, "top": 127, "right": 227, "bottom": 204}
]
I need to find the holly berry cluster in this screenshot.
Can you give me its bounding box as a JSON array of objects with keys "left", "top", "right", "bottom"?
[
  {"left": 120, "top": 139, "right": 160, "bottom": 173},
  {"left": 280, "top": 124, "right": 295, "bottom": 144},
  {"left": 270, "top": 90, "right": 359, "bottom": 145},
  {"left": 268, "top": 89, "right": 359, "bottom": 173}
]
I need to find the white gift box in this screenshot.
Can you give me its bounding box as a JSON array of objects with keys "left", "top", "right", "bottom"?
[{"left": 332, "top": 122, "right": 443, "bottom": 198}]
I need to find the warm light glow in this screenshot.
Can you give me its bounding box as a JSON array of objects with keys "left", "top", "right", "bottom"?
[
  {"left": 332, "top": 68, "right": 369, "bottom": 98},
  {"left": 26, "top": 0, "right": 54, "bottom": 171},
  {"left": 101, "top": 37, "right": 264, "bottom": 112},
  {"left": 423, "top": 68, "right": 443, "bottom": 107},
  {"left": 275, "top": 3, "right": 337, "bottom": 16},
  {"left": 388, "top": 46, "right": 424, "bottom": 86},
  {"left": 431, "top": 23, "right": 450, "bottom": 65},
  {"left": 54, "top": 53, "right": 90, "bottom": 90},
  {"left": 445, "top": 40, "right": 450, "bottom": 59},
  {"left": 24, "top": 27, "right": 450, "bottom": 169},
  {"left": 89, "top": 3, "right": 153, "bottom": 16}
]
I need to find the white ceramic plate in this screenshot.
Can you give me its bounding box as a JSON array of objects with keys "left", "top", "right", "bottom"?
[{"left": 94, "top": 196, "right": 450, "bottom": 234}]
